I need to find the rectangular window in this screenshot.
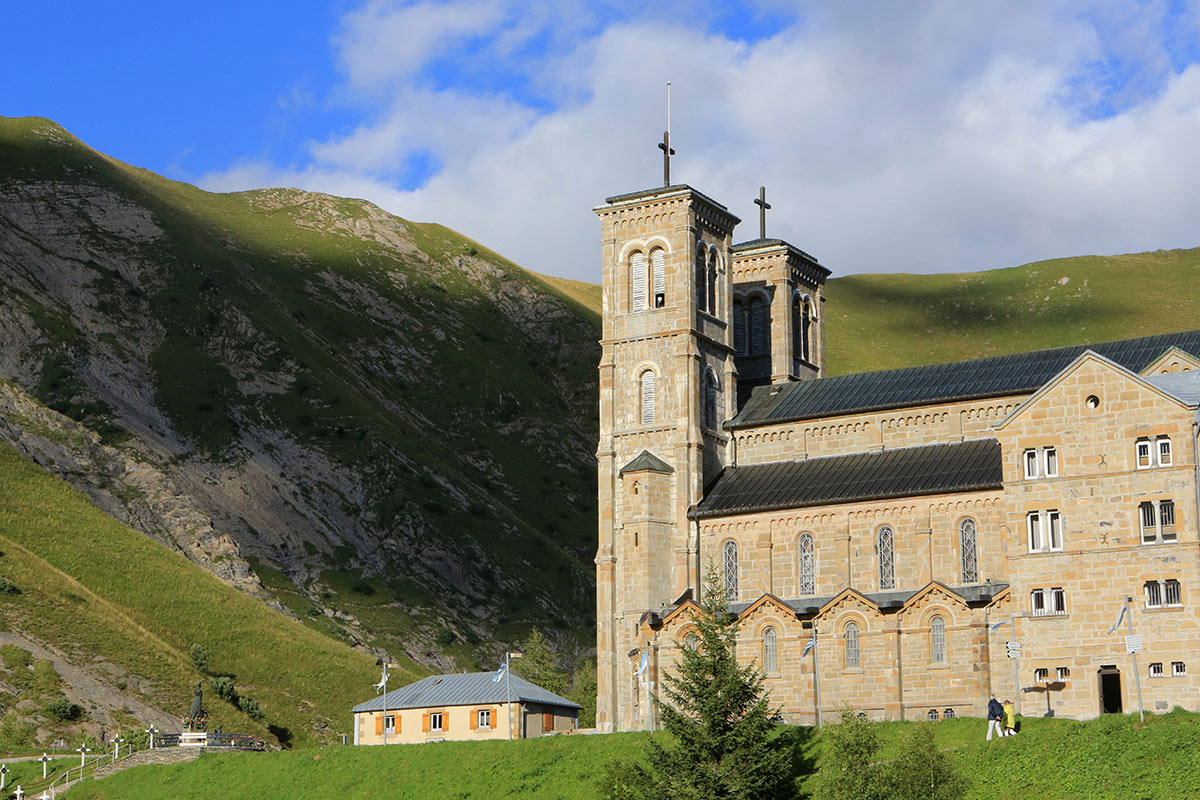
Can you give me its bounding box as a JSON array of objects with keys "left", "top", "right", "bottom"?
[
  {"left": 1027, "top": 512, "right": 1042, "bottom": 552},
  {"left": 1137, "top": 439, "right": 1152, "bottom": 468},
  {"left": 1024, "top": 449, "right": 1039, "bottom": 479},
  {"left": 1150, "top": 662, "right": 1164, "bottom": 678},
  {"left": 430, "top": 712, "right": 443, "bottom": 732},
  {"left": 1057, "top": 667, "right": 1071, "bottom": 682},
  {"left": 1157, "top": 437, "right": 1172, "bottom": 466},
  {"left": 1161, "top": 500, "right": 1176, "bottom": 540},
  {"left": 1031, "top": 588, "right": 1045, "bottom": 615},
  {"left": 1044, "top": 448, "right": 1058, "bottom": 477},
  {"left": 478, "top": 709, "right": 491, "bottom": 729},
  {"left": 1048, "top": 511, "right": 1062, "bottom": 551},
  {"left": 385, "top": 715, "right": 396, "bottom": 734},
  {"left": 1165, "top": 579, "right": 1182, "bottom": 606},
  {"left": 1146, "top": 581, "right": 1163, "bottom": 608},
  {"left": 1173, "top": 661, "right": 1187, "bottom": 676},
  {"left": 1141, "top": 502, "right": 1158, "bottom": 543},
  {"left": 1050, "top": 587, "right": 1066, "bottom": 614},
  {"left": 1034, "top": 667, "right": 1048, "bottom": 682}
]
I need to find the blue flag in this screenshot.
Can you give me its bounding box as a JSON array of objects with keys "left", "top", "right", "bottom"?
[
  {"left": 802, "top": 636, "right": 815, "bottom": 657},
  {"left": 989, "top": 619, "right": 1010, "bottom": 630},
  {"left": 492, "top": 663, "right": 508, "bottom": 683}
]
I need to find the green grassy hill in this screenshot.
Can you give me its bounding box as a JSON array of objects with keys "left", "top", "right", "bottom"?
[
  {"left": 0, "top": 438, "right": 419, "bottom": 748},
  {"left": 61, "top": 711, "right": 1200, "bottom": 800}
]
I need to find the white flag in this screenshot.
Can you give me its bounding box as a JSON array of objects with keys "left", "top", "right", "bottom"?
[
  {"left": 636, "top": 647, "right": 649, "bottom": 678},
  {"left": 802, "top": 636, "right": 815, "bottom": 658},
  {"left": 492, "top": 663, "right": 508, "bottom": 683},
  {"left": 1107, "top": 605, "right": 1127, "bottom": 635}
]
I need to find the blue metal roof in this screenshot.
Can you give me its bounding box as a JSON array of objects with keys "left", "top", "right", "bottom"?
[
  {"left": 351, "top": 671, "right": 580, "bottom": 713},
  {"left": 731, "top": 329, "right": 1200, "bottom": 428}
]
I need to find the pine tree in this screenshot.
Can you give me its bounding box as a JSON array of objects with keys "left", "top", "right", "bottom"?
[
  {"left": 514, "top": 627, "right": 567, "bottom": 695},
  {"left": 612, "top": 566, "right": 791, "bottom": 800},
  {"left": 814, "top": 710, "right": 886, "bottom": 800},
  {"left": 883, "top": 722, "right": 966, "bottom": 800},
  {"left": 569, "top": 657, "right": 598, "bottom": 728}
]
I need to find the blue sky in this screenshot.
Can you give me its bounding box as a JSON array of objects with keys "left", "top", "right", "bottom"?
[{"left": 5, "top": 1, "right": 1200, "bottom": 282}]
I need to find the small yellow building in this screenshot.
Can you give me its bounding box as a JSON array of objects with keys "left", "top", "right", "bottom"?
[{"left": 352, "top": 671, "right": 579, "bottom": 745}]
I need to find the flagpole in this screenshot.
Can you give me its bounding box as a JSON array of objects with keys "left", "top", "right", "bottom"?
[
  {"left": 1125, "top": 596, "right": 1145, "bottom": 722},
  {"left": 1011, "top": 614, "right": 1021, "bottom": 718},
  {"left": 811, "top": 628, "right": 822, "bottom": 727},
  {"left": 506, "top": 651, "right": 513, "bottom": 741}
]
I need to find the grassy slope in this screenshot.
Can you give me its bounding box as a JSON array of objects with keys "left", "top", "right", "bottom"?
[
  {"left": 0, "top": 441, "right": 420, "bottom": 748},
  {"left": 63, "top": 711, "right": 1200, "bottom": 800}
]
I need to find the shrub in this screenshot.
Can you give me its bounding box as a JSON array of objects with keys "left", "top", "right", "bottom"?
[
  {"left": 45, "top": 696, "right": 82, "bottom": 721},
  {"left": 189, "top": 643, "right": 210, "bottom": 674},
  {"left": 238, "top": 695, "right": 266, "bottom": 723},
  {"left": 211, "top": 676, "right": 238, "bottom": 703},
  {"left": 435, "top": 627, "right": 455, "bottom": 647},
  {"left": 0, "top": 578, "right": 20, "bottom": 594},
  {"left": 0, "top": 645, "right": 31, "bottom": 670}
]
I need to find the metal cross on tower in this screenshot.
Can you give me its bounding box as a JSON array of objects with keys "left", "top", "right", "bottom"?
[
  {"left": 754, "top": 185, "right": 771, "bottom": 239},
  {"left": 658, "top": 131, "right": 675, "bottom": 187}
]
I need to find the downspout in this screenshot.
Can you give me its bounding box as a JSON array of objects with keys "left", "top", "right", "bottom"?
[
  {"left": 1192, "top": 413, "right": 1200, "bottom": 546},
  {"left": 895, "top": 610, "right": 905, "bottom": 721}
]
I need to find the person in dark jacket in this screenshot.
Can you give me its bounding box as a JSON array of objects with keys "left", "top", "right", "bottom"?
[{"left": 986, "top": 697, "right": 1004, "bottom": 740}]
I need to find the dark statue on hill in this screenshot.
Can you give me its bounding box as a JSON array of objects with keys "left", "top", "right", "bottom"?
[{"left": 184, "top": 681, "right": 206, "bottom": 731}]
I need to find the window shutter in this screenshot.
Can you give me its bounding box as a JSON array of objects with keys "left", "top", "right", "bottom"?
[
  {"left": 375, "top": 714, "right": 383, "bottom": 736},
  {"left": 640, "top": 372, "right": 656, "bottom": 425},
  {"left": 492, "top": 706, "right": 500, "bottom": 728},
  {"left": 442, "top": 711, "right": 450, "bottom": 733},
  {"left": 422, "top": 712, "right": 430, "bottom": 733},
  {"left": 631, "top": 253, "right": 647, "bottom": 310},
  {"left": 396, "top": 714, "right": 401, "bottom": 734},
  {"left": 543, "top": 712, "right": 553, "bottom": 731},
  {"left": 733, "top": 302, "right": 746, "bottom": 354},
  {"left": 652, "top": 249, "right": 666, "bottom": 305}
]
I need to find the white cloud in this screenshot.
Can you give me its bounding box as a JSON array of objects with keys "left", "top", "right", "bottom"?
[{"left": 201, "top": 1, "right": 1200, "bottom": 283}]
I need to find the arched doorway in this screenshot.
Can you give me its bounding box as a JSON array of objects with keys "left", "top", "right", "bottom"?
[{"left": 1098, "top": 665, "right": 1122, "bottom": 714}]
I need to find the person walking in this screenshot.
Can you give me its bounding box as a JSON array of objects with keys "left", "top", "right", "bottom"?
[
  {"left": 1003, "top": 699, "right": 1016, "bottom": 736},
  {"left": 986, "top": 696, "right": 1004, "bottom": 740}
]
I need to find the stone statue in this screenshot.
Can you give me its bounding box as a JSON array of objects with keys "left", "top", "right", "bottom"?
[{"left": 188, "top": 681, "right": 204, "bottom": 720}]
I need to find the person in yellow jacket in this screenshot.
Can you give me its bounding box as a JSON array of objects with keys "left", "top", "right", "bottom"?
[{"left": 1003, "top": 699, "right": 1016, "bottom": 736}]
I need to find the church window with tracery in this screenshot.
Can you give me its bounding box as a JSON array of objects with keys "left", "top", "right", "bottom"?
[
  {"left": 960, "top": 518, "right": 978, "bottom": 583},
  {"left": 798, "top": 533, "right": 815, "bottom": 595},
  {"left": 639, "top": 370, "right": 656, "bottom": 425},
  {"left": 723, "top": 540, "right": 739, "bottom": 602},
  {"left": 844, "top": 622, "right": 860, "bottom": 669},
  {"left": 762, "top": 627, "right": 778, "bottom": 673},
  {"left": 703, "top": 368, "right": 718, "bottom": 430},
  {"left": 631, "top": 252, "right": 647, "bottom": 311},
  {"left": 878, "top": 526, "right": 895, "bottom": 590},
  {"left": 651, "top": 249, "right": 666, "bottom": 308},
  {"left": 930, "top": 615, "right": 946, "bottom": 663}
]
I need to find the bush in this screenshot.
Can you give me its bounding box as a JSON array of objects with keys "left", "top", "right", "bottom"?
[
  {"left": 238, "top": 695, "right": 266, "bottom": 723},
  {"left": 189, "top": 643, "right": 210, "bottom": 674},
  {"left": 0, "top": 645, "right": 31, "bottom": 670},
  {"left": 45, "top": 696, "right": 82, "bottom": 721},
  {"left": 0, "top": 578, "right": 20, "bottom": 594},
  {"left": 435, "top": 627, "right": 455, "bottom": 647},
  {"left": 211, "top": 676, "right": 238, "bottom": 703}
]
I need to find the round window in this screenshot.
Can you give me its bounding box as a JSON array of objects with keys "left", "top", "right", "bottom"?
[{"left": 1085, "top": 394, "right": 1100, "bottom": 410}]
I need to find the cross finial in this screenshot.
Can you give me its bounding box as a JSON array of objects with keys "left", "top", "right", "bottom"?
[
  {"left": 754, "top": 186, "right": 771, "bottom": 239},
  {"left": 658, "top": 131, "right": 675, "bottom": 187}
]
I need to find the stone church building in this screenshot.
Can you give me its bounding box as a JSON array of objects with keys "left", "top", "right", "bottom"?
[{"left": 593, "top": 181, "right": 1200, "bottom": 732}]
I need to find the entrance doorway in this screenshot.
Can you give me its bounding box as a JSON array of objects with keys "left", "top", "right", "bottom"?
[{"left": 1098, "top": 666, "right": 1122, "bottom": 714}]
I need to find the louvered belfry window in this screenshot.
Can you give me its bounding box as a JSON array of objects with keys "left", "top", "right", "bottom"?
[
  {"left": 640, "top": 370, "right": 656, "bottom": 425},
  {"left": 733, "top": 300, "right": 746, "bottom": 354},
  {"left": 695, "top": 244, "right": 707, "bottom": 312},
  {"left": 750, "top": 298, "right": 766, "bottom": 354},
  {"left": 723, "top": 540, "right": 738, "bottom": 602},
  {"left": 878, "top": 526, "right": 895, "bottom": 590},
  {"left": 651, "top": 249, "right": 666, "bottom": 308},
  {"left": 798, "top": 533, "right": 815, "bottom": 595},
  {"left": 960, "top": 518, "right": 978, "bottom": 583},
  {"left": 631, "top": 252, "right": 647, "bottom": 311},
  {"left": 706, "top": 250, "right": 717, "bottom": 315},
  {"left": 703, "top": 369, "right": 718, "bottom": 430}
]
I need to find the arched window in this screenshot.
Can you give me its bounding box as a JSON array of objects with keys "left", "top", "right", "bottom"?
[
  {"left": 798, "top": 533, "right": 815, "bottom": 596},
  {"left": 792, "top": 296, "right": 804, "bottom": 365},
  {"left": 928, "top": 708, "right": 940, "bottom": 721},
  {"left": 878, "top": 526, "right": 895, "bottom": 590},
  {"left": 695, "top": 244, "right": 707, "bottom": 312},
  {"left": 930, "top": 615, "right": 946, "bottom": 663},
  {"left": 943, "top": 708, "right": 955, "bottom": 719},
  {"left": 733, "top": 299, "right": 747, "bottom": 355},
  {"left": 651, "top": 249, "right": 666, "bottom": 308},
  {"left": 723, "top": 540, "right": 738, "bottom": 602},
  {"left": 960, "top": 518, "right": 978, "bottom": 583},
  {"left": 749, "top": 298, "right": 766, "bottom": 355},
  {"left": 762, "top": 627, "right": 778, "bottom": 673},
  {"left": 703, "top": 368, "right": 718, "bottom": 430},
  {"left": 639, "top": 370, "right": 656, "bottom": 425},
  {"left": 801, "top": 299, "right": 812, "bottom": 362},
  {"left": 684, "top": 633, "right": 699, "bottom": 651},
  {"left": 707, "top": 249, "right": 718, "bottom": 316},
  {"left": 844, "top": 622, "right": 860, "bottom": 669},
  {"left": 630, "top": 252, "right": 647, "bottom": 311}
]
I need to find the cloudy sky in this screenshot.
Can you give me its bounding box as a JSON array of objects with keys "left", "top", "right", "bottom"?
[{"left": 6, "top": 1, "right": 1200, "bottom": 282}]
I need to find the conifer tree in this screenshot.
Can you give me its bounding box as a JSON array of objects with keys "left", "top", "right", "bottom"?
[
  {"left": 514, "top": 627, "right": 567, "bottom": 695},
  {"left": 612, "top": 565, "right": 790, "bottom": 800},
  {"left": 569, "top": 657, "right": 598, "bottom": 728},
  {"left": 883, "top": 721, "right": 965, "bottom": 800},
  {"left": 814, "top": 710, "right": 885, "bottom": 800}
]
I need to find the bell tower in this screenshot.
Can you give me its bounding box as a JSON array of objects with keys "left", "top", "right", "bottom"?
[{"left": 593, "top": 184, "right": 740, "bottom": 732}]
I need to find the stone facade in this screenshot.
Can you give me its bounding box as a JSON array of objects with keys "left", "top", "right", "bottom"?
[{"left": 594, "top": 180, "right": 1200, "bottom": 732}]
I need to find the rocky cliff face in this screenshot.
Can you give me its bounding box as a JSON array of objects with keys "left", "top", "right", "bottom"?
[{"left": 0, "top": 117, "right": 600, "bottom": 670}]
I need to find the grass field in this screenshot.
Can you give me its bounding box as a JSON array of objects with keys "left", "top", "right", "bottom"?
[{"left": 62, "top": 710, "right": 1200, "bottom": 800}]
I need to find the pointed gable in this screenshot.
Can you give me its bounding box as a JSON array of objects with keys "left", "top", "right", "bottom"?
[
  {"left": 1140, "top": 346, "right": 1200, "bottom": 376},
  {"left": 813, "top": 587, "right": 881, "bottom": 624}
]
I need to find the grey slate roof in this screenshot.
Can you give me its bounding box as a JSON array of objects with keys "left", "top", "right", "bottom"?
[
  {"left": 727, "top": 582, "right": 1008, "bottom": 618},
  {"left": 1145, "top": 371, "right": 1200, "bottom": 406},
  {"left": 351, "top": 672, "right": 581, "bottom": 713},
  {"left": 731, "top": 328, "right": 1200, "bottom": 429},
  {"left": 690, "top": 440, "right": 1002, "bottom": 519},
  {"left": 619, "top": 450, "right": 675, "bottom": 475}
]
